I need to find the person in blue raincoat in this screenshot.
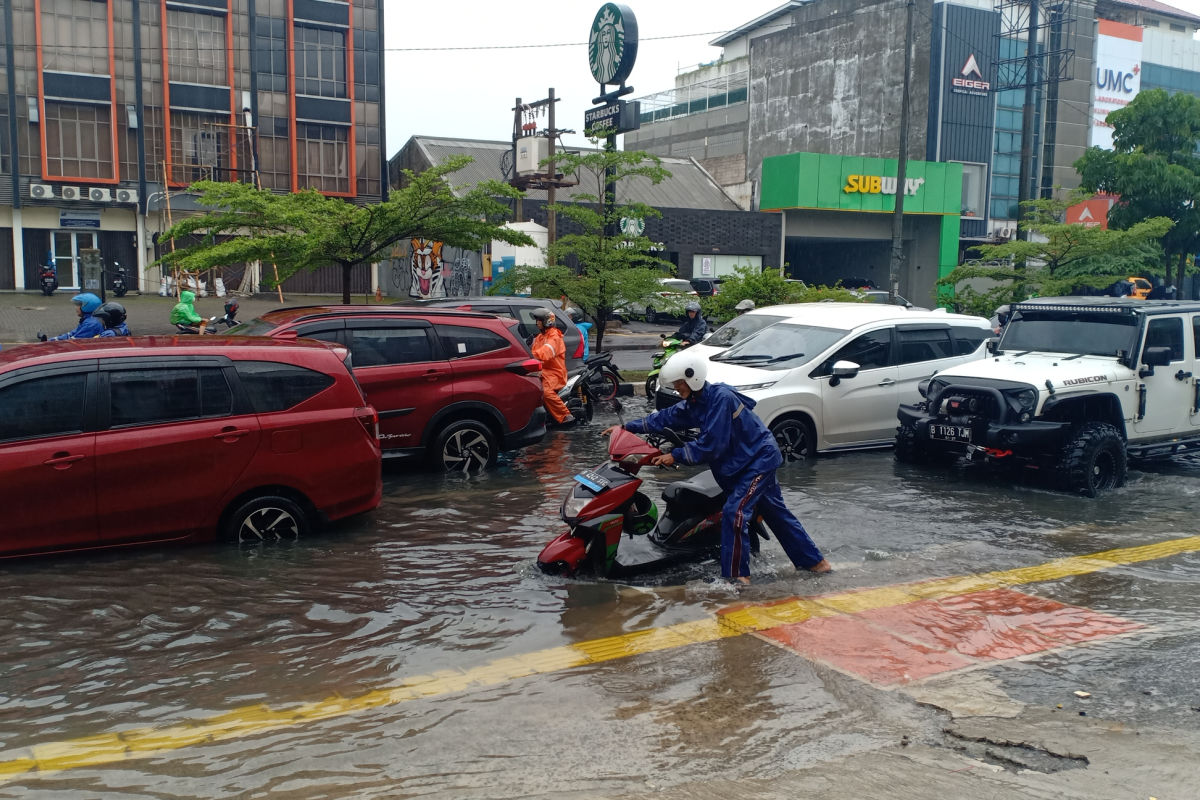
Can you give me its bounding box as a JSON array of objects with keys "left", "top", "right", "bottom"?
[
  {"left": 604, "top": 351, "right": 831, "bottom": 583},
  {"left": 93, "top": 302, "right": 130, "bottom": 337},
  {"left": 40, "top": 293, "right": 105, "bottom": 341}
]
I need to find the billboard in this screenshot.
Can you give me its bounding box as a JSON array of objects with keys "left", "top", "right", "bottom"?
[{"left": 1090, "top": 19, "right": 1143, "bottom": 149}]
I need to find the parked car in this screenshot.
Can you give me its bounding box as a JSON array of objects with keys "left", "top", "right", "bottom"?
[
  {"left": 403, "top": 296, "right": 586, "bottom": 375},
  {"left": 617, "top": 278, "right": 699, "bottom": 323},
  {"left": 0, "top": 337, "right": 382, "bottom": 559},
  {"left": 228, "top": 305, "right": 546, "bottom": 471},
  {"left": 697, "top": 304, "right": 993, "bottom": 460},
  {"left": 689, "top": 277, "right": 724, "bottom": 297}
]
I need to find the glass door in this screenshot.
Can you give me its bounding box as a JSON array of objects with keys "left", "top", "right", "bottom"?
[{"left": 52, "top": 231, "right": 98, "bottom": 289}]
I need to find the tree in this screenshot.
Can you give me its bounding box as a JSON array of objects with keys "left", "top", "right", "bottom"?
[
  {"left": 490, "top": 132, "right": 673, "bottom": 352},
  {"left": 700, "top": 265, "right": 862, "bottom": 320},
  {"left": 158, "top": 156, "right": 533, "bottom": 303},
  {"left": 1075, "top": 88, "right": 1200, "bottom": 291},
  {"left": 938, "top": 193, "right": 1173, "bottom": 317}
]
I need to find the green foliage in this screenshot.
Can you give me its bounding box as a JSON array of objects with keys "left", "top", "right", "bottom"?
[
  {"left": 700, "top": 266, "right": 863, "bottom": 320},
  {"left": 491, "top": 132, "right": 674, "bottom": 351},
  {"left": 937, "top": 193, "right": 1173, "bottom": 317},
  {"left": 157, "top": 155, "right": 532, "bottom": 303},
  {"left": 1075, "top": 89, "right": 1200, "bottom": 286}
]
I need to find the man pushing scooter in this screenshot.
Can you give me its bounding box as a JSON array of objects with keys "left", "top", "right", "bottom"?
[{"left": 603, "top": 351, "right": 831, "bottom": 584}]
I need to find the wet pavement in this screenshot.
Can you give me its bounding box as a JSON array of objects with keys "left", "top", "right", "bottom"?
[{"left": 1, "top": 404, "right": 1199, "bottom": 797}]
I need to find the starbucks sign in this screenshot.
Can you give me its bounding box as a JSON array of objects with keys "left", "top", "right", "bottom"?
[{"left": 588, "top": 4, "right": 638, "bottom": 86}]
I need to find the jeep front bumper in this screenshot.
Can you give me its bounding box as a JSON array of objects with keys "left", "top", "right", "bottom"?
[{"left": 898, "top": 403, "right": 1072, "bottom": 452}]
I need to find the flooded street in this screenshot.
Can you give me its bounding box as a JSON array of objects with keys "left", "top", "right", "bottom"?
[{"left": 3, "top": 407, "right": 1200, "bottom": 798}]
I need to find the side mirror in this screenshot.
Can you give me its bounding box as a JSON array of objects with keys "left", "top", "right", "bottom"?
[
  {"left": 1141, "top": 346, "right": 1173, "bottom": 375},
  {"left": 828, "top": 360, "right": 861, "bottom": 387}
]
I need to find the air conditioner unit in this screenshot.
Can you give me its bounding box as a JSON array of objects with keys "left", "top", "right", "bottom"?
[
  {"left": 61, "top": 186, "right": 81, "bottom": 201},
  {"left": 998, "top": 227, "right": 1013, "bottom": 239},
  {"left": 115, "top": 188, "right": 138, "bottom": 204},
  {"left": 29, "top": 183, "right": 53, "bottom": 200},
  {"left": 89, "top": 187, "right": 112, "bottom": 202}
]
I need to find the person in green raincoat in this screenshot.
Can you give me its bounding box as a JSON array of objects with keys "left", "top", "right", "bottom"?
[{"left": 170, "top": 290, "right": 207, "bottom": 333}]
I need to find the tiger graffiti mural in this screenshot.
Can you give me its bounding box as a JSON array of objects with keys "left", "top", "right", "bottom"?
[{"left": 409, "top": 238, "right": 445, "bottom": 299}]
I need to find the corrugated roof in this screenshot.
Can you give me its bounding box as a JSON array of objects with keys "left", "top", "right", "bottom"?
[
  {"left": 1110, "top": 0, "right": 1200, "bottom": 25},
  {"left": 405, "top": 136, "right": 742, "bottom": 211},
  {"left": 710, "top": 1, "right": 809, "bottom": 47}
]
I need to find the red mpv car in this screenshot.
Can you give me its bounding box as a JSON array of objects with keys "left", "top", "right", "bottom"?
[
  {"left": 229, "top": 306, "right": 546, "bottom": 470},
  {"left": 0, "top": 337, "right": 382, "bottom": 559}
]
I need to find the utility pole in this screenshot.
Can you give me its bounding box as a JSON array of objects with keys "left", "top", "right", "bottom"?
[
  {"left": 889, "top": 0, "right": 915, "bottom": 301},
  {"left": 1017, "top": 0, "right": 1039, "bottom": 241},
  {"left": 509, "top": 91, "right": 575, "bottom": 251},
  {"left": 547, "top": 88, "right": 558, "bottom": 251}
]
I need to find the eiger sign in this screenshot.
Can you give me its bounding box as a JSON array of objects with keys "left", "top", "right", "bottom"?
[
  {"left": 951, "top": 53, "right": 990, "bottom": 96},
  {"left": 588, "top": 4, "right": 638, "bottom": 86}
]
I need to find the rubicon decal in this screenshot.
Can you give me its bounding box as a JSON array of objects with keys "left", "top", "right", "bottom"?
[
  {"left": 952, "top": 53, "right": 990, "bottom": 95},
  {"left": 1062, "top": 375, "right": 1108, "bottom": 386}
]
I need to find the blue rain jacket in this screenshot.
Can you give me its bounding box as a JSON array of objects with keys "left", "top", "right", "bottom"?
[
  {"left": 623, "top": 381, "right": 782, "bottom": 485},
  {"left": 98, "top": 322, "right": 130, "bottom": 337},
  {"left": 51, "top": 314, "right": 105, "bottom": 340}
]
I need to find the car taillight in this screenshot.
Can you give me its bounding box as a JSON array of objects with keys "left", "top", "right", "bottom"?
[
  {"left": 506, "top": 358, "right": 542, "bottom": 375},
  {"left": 355, "top": 406, "right": 379, "bottom": 439}
]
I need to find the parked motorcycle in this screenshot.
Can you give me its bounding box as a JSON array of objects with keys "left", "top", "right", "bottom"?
[
  {"left": 556, "top": 350, "right": 625, "bottom": 424},
  {"left": 175, "top": 299, "right": 240, "bottom": 334},
  {"left": 39, "top": 258, "right": 58, "bottom": 297},
  {"left": 644, "top": 334, "right": 686, "bottom": 398},
  {"left": 536, "top": 427, "right": 768, "bottom": 579},
  {"left": 110, "top": 261, "right": 128, "bottom": 298}
]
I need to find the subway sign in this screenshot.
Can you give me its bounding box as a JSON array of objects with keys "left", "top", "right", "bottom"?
[{"left": 844, "top": 174, "right": 927, "bottom": 196}]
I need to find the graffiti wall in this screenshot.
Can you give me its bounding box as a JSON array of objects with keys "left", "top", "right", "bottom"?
[{"left": 384, "top": 238, "right": 483, "bottom": 299}]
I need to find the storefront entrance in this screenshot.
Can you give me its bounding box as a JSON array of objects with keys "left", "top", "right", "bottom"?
[{"left": 52, "top": 231, "right": 98, "bottom": 290}]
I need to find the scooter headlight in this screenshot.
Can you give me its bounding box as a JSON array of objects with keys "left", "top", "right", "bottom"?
[{"left": 562, "top": 492, "right": 590, "bottom": 521}]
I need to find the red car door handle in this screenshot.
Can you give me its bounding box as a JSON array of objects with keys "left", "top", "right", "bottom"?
[
  {"left": 213, "top": 428, "right": 250, "bottom": 440},
  {"left": 423, "top": 368, "right": 443, "bottom": 382},
  {"left": 44, "top": 453, "right": 85, "bottom": 468}
]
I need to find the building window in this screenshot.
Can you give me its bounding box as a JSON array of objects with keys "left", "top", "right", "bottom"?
[
  {"left": 44, "top": 101, "right": 114, "bottom": 180},
  {"left": 40, "top": 0, "right": 110, "bottom": 75},
  {"left": 169, "top": 111, "right": 228, "bottom": 184},
  {"left": 255, "top": 17, "right": 289, "bottom": 93},
  {"left": 297, "top": 123, "right": 349, "bottom": 194},
  {"left": 1170, "top": 23, "right": 1187, "bottom": 33},
  {"left": 955, "top": 162, "right": 987, "bottom": 219},
  {"left": 166, "top": 7, "right": 227, "bottom": 85},
  {"left": 295, "top": 25, "right": 347, "bottom": 99}
]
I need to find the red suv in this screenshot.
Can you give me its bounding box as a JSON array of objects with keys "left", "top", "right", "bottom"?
[
  {"left": 0, "top": 337, "right": 382, "bottom": 559},
  {"left": 229, "top": 306, "right": 546, "bottom": 470}
]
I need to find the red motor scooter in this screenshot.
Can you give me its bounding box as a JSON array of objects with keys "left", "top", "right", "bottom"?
[{"left": 537, "top": 427, "right": 768, "bottom": 579}]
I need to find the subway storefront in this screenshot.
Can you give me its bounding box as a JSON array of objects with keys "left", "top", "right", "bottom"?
[{"left": 760, "top": 152, "right": 962, "bottom": 306}]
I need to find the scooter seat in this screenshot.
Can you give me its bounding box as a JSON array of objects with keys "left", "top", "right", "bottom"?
[
  {"left": 585, "top": 352, "right": 612, "bottom": 365},
  {"left": 662, "top": 470, "right": 725, "bottom": 508}
]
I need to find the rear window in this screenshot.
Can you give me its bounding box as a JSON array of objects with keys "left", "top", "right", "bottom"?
[
  {"left": 661, "top": 279, "right": 693, "bottom": 293},
  {"left": 0, "top": 373, "right": 87, "bottom": 442},
  {"left": 225, "top": 317, "right": 284, "bottom": 337},
  {"left": 437, "top": 324, "right": 510, "bottom": 357},
  {"left": 108, "top": 367, "right": 233, "bottom": 427},
  {"left": 234, "top": 361, "right": 335, "bottom": 412},
  {"left": 952, "top": 325, "right": 989, "bottom": 355}
]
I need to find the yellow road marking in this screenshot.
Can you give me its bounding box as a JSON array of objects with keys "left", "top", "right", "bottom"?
[{"left": 3, "top": 534, "right": 1199, "bottom": 780}]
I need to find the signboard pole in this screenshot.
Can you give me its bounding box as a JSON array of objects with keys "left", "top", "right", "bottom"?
[{"left": 888, "top": 0, "right": 915, "bottom": 302}]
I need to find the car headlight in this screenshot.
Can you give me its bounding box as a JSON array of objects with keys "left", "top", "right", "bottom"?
[
  {"left": 733, "top": 381, "right": 777, "bottom": 392},
  {"left": 1009, "top": 387, "right": 1038, "bottom": 417}
]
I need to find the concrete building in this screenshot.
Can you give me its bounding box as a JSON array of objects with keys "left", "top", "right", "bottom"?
[
  {"left": 0, "top": 0, "right": 386, "bottom": 295},
  {"left": 626, "top": 0, "right": 1200, "bottom": 304}
]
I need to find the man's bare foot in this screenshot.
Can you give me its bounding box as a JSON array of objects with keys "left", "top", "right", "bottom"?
[
  {"left": 735, "top": 576, "right": 751, "bottom": 585},
  {"left": 806, "top": 559, "right": 832, "bottom": 573}
]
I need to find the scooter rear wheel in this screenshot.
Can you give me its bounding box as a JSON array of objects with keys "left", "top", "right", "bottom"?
[{"left": 588, "top": 369, "right": 620, "bottom": 402}]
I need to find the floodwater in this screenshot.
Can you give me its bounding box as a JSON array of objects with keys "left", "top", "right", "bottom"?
[{"left": 2, "top": 407, "right": 1200, "bottom": 798}]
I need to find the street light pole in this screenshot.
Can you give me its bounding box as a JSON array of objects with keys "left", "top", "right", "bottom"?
[{"left": 889, "top": 0, "right": 915, "bottom": 301}]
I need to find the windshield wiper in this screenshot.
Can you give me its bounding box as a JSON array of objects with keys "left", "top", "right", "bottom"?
[
  {"left": 716, "top": 353, "right": 772, "bottom": 363},
  {"left": 761, "top": 353, "right": 805, "bottom": 365}
]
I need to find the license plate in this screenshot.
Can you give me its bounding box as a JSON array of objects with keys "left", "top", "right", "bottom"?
[
  {"left": 929, "top": 424, "right": 971, "bottom": 443},
  {"left": 574, "top": 470, "right": 611, "bottom": 492}
]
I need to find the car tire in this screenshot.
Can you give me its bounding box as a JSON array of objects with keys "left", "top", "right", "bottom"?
[
  {"left": 645, "top": 307, "right": 657, "bottom": 324},
  {"left": 1058, "top": 422, "right": 1127, "bottom": 497},
  {"left": 432, "top": 419, "right": 497, "bottom": 472},
  {"left": 893, "top": 423, "right": 930, "bottom": 464},
  {"left": 223, "top": 494, "right": 310, "bottom": 543},
  {"left": 770, "top": 416, "right": 815, "bottom": 463}
]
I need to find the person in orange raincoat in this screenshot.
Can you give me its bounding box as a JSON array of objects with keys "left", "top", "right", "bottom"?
[{"left": 530, "top": 308, "right": 574, "bottom": 427}]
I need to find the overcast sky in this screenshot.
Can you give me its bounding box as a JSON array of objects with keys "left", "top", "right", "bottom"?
[
  {"left": 383, "top": 0, "right": 1200, "bottom": 157},
  {"left": 383, "top": 1, "right": 781, "bottom": 155}
]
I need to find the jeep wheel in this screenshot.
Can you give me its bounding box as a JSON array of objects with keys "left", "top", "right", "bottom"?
[
  {"left": 1059, "top": 422, "right": 1126, "bottom": 497},
  {"left": 893, "top": 423, "right": 929, "bottom": 464},
  {"left": 770, "top": 416, "right": 815, "bottom": 463},
  {"left": 432, "top": 419, "right": 497, "bottom": 472}
]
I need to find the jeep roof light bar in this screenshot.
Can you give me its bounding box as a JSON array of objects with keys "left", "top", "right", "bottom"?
[{"left": 1012, "top": 303, "right": 1132, "bottom": 314}]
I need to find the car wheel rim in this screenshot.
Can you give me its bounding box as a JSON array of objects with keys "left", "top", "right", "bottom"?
[
  {"left": 774, "top": 422, "right": 810, "bottom": 462},
  {"left": 444, "top": 429, "right": 491, "bottom": 472},
  {"left": 239, "top": 507, "right": 299, "bottom": 542},
  {"left": 1092, "top": 450, "right": 1116, "bottom": 490}
]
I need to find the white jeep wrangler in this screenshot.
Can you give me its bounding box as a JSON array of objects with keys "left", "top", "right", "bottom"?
[{"left": 896, "top": 297, "right": 1200, "bottom": 495}]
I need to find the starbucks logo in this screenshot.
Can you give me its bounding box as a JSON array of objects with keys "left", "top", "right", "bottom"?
[
  {"left": 619, "top": 216, "right": 645, "bottom": 237},
  {"left": 588, "top": 4, "right": 638, "bottom": 87}
]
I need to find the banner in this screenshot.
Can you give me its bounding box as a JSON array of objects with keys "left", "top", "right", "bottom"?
[{"left": 1090, "top": 19, "right": 1143, "bottom": 149}]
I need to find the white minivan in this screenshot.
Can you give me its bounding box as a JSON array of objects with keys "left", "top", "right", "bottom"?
[{"left": 699, "top": 303, "right": 993, "bottom": 460}]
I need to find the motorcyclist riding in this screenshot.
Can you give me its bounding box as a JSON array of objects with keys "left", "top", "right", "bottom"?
[
  {"left": 604, "top": 351, "right": 831, "bottom": 583},
  {"left": 671, "top": 301, "right": 708, "bottom": 346},
  {"left": 530, "top": 308, "right": 574, "bottom": 428},
  {"left": 170, "top": 289, "right": 207, "bottom": 333},
  {"left": 39, "top": 293, "right": 104, "bottom": 341},
  {"left": 93, "top": 302, "right": 130, "bottom": 337}
]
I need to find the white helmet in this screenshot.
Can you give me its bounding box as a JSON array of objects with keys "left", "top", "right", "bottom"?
[{"left": 661, "top": 351, "right": 708, "bottom": 391}]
